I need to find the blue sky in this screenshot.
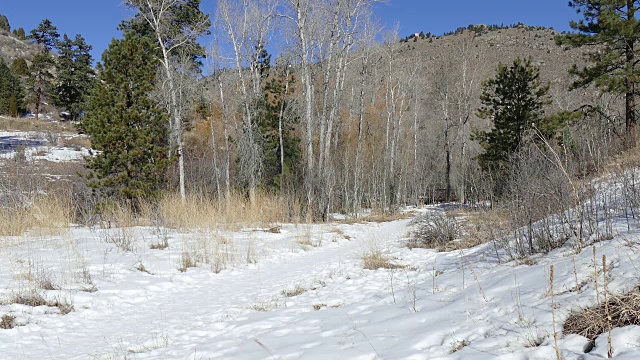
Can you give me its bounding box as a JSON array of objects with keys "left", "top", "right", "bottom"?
[{"left": 1, "top": 0, "right": 576, "bottom": 63}]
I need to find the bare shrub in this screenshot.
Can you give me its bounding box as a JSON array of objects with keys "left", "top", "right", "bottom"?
[
  {"left": 0, "top": 314, "right": 16, "bottom": 329},
  {"left": 564, "top": 287, "right": 640, "bottom": 341},
  {"left": 11, "top": 290, "right": 48, "bottom": 307},
  {"left": 408, "top": 212, "right": 462, "bottom": 250},
  {"left": 178, "top": 251, "right": 197, "bottom": 272},
  {"left": 103, "top": 228, "right": 135, "bottom": 253}
]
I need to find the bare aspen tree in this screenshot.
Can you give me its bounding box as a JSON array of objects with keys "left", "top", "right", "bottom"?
[
  {"left": 352, "top": 18, "right": 378, "bottom": 215},
  {"left": 381, "top": 29, "right": 414, "bottom": 210},
  {"left": 216, "top": 0, "right": 278, "bottom": 206},
  {"left": 453, "top": 32, "right": 482, "bottom": 204},
  {"left": 282, "top": 0, "right": 319, "bottom": 213},
  {"left": 434, "top": 58, "right": 455, "bottom": 202},
  {"left": 124, "top": 0, "right": 210, "bottom": 202},
  {"left": 206, "top": 38, "right": 227, "bottom": 205}
]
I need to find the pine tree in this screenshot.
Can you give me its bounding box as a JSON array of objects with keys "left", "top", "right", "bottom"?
[
  {"left": 53, "top": 34, "right": 95, "bottom": 120},
  {"left": 123, "top": 0, "right": 211, "bottom": 201},
  {"left": 0, "top": 59, "right": 25, "bottom": 116},
  {"left": 83, "top": 31, "right": 171, "bottom": 202},
  {"left": 12, "top": 27, "right": 26, "bottom": 40},
  {"left": 0, "top": 15, "right": 9, "bottom": 32},
  {"left": 28, "top": 19, "right": 59, "bottom": 121},
  {"left": 557, "top": 0, "right": 640, "bottom": 142},
  {"left": 11, "top": 58, "right": 29, "bottom": 76},
  {"left": 258, "top": 66, "right": 301, "bottom": 191},
  {"left": 473, "top": 57, "right": 550, "bottom": 174}
]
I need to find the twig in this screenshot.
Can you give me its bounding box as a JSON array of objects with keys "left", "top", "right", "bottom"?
[
  {"left": 603, "top": 255, "right": 613, "bottom": 358},
  {"left": 550, "top": 264, "right": 561, "bottom": 360}
]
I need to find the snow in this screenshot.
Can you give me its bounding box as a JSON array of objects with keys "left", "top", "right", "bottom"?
[
  {"left": 1, "top": 152, "right": 640, "bottom": 358},
  {"left": 0, "top": 204, "right": 640, "bottom": 359},
  {"left": 0, "top": 130, "right": 90, "bottom": 163}
]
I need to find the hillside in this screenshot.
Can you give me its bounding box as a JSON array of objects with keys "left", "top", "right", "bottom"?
[
  {"left": 395, "top": 26, "right": 591, "bottom": 124},
  {"left": 0, "top": 29, "right": 38, "bottom": 65}
]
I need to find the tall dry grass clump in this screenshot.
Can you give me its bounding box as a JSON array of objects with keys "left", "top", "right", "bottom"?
[
  {"left": 0, "top": 195, "right": 74, "bottom": 236},
  {"left": 157, "top": 191, "right": 302, "bottom": 230}
]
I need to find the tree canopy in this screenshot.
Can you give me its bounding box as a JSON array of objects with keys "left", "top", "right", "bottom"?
[
  {"left": 83, "top": 31, "right": 171, "bottom": 202},
  {"left": 474, "top": 57, "right": 551, "bottom": 173}
]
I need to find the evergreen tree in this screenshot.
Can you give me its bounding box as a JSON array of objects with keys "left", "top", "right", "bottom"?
[
  {"left": 11, "top": 58, "right": 29, "bottom": 76},
  {"left": 260, "top": 73, "right": 301, "bottom": 190},
  {"left": 557, "top": 0, "right": 640, "bottom": 141},
  {"left": 0, "top": 15, "right": 9, "bottom": 32},
  {"left": 12, "top": 27, "right": 26, "bottom": 40},
  {"left": 53, "top": 34, "right": 95, "bottom": 120},
  {"left": 255, "top": 50, "right": 301, "bottom": 190},
  {"left": 473, "top": 57, "right": 550, "bottom": 174},
  {"left": 28, "top": 19, "right": 59, "bottom": 121},
  {"left": 83, "top": 31, "right": 171, "bottom": 202},
  {"left": 0, "top": 59, "right": 25, "bottom": 116}
]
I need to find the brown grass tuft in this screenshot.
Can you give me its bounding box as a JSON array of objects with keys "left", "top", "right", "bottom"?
[
  {"left": 0, "top": 314, "right": 16, "bottom": 329},
  {"left": 362, "top": 250, "right": 404, "bottom": 270},
  {"left": 0, "top": 195, "right": 73, "bottom": 236},
  {"left": 282, "top": 285, "right": 306, "bottom": 298},
  {"left": 564, "top": 287, "right": 640, "bottom": 340}
]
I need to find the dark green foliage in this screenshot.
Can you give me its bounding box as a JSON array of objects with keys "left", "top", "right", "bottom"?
[
  {"left": 11, "top": 58, "right": 29, "bottom": 76},
  {"left": 539, "top": 110, "right": 582, "bottom": 142},
  {"left": 53, "top": 34, "right": 95, "bottom": 120},
  {"left": 12, "top": 27, "right": 26, "bottom": 40},
  {"left": 557, "top": 0, "right": 640, "bottom": 134},
  {"left": 0, "top": 59, "right": 25, "bottom": 116},
  {"left": 83, "top": 31, "right": 171, "bottom": 201},
  {"left": 122, "top": 0, "right": 211, "bottom": 69},
  {"left": 0, "top": 14, "right": 9, "bottom": 32},
  {"left": 28, "top": 19, "right": 59, "bottom": 119},
  {"left": 258, "top": 70, "right": 302, "bottom": 191},
  {"left": 473, "top": 57, "right": 550, "bottom": 174},
  {"left": 28, "top": 19, "right": 59, "bottom": 53}
]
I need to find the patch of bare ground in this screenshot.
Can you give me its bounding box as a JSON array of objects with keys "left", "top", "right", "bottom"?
[{"left": 0, "top": 116, "right": 77, "bottom": 133}]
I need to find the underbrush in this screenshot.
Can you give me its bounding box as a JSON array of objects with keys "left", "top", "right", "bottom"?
[
  {"left": 0, "top": 195, "right": 74, "bottom": 236},
  {"left": 564, "top": 286, "right": 640, "bottom": 341},
  {"left": 156, "top": 191, "right": 303, "bottom": 231},
  {"left": 408, "top": 212, "right": 462, "bottom": 250}
]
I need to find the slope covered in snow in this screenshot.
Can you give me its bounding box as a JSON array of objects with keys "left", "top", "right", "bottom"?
[{"left": 0, "top": 202, "right": 639, "bottom": 359}]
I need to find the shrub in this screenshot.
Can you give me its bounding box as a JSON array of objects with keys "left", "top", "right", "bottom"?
[
  {"left": 564, "top": 287, "right": 640, "bottom": 341},
  {"left": 408, "top": 212, "right": 462, "bottom": 250}
]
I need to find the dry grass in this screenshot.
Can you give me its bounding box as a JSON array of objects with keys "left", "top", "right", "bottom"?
[
  {"left": 362, "top": 250, "right": 404, "bottom": 270},
  {"left": 0, "top": 314, "right": 17, "bottom": 329},
  {"left": 333, "top": 211, "right": 419, "bottom": 225},
  {"left": 178, "top": 251, "right": 197, "bottom": 272},
  {"left": 0, "top": 117, "right": 77, "bottom": 133},
  {"left": 564, "top": 287, "right": 640, "bottom": 340},
  {"left": 10, "top": 290, "right": 48, "bottom": 307},
  {"left": 150, "top": 237, "right": 169, "bottom": 250},
  {"left": 58, "top": 135, "right": 91, "bottom": 149},
  {"left": 282, "top": 285, "right": 307, "bottom": 298},
  {"left": 0, "top": 195, "right": 74, "bottom": 236},
  {"left": 157, "top": 191, "right": 302, "bottom": 231},
  {"left": 449, "top": 207, "right": 513, "bottom": 249}
]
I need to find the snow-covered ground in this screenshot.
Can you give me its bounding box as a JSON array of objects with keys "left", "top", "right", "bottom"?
[
  {"left": 0, "top": 130, "right": 90, "bottom": 162},
  {"left": 1, "top": 205, "right": 640, "bottom": 359}
]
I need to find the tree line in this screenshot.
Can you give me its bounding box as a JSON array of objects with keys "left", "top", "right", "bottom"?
[{"left": 4, "top": 0, "right": 640, "bottom": 223}]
